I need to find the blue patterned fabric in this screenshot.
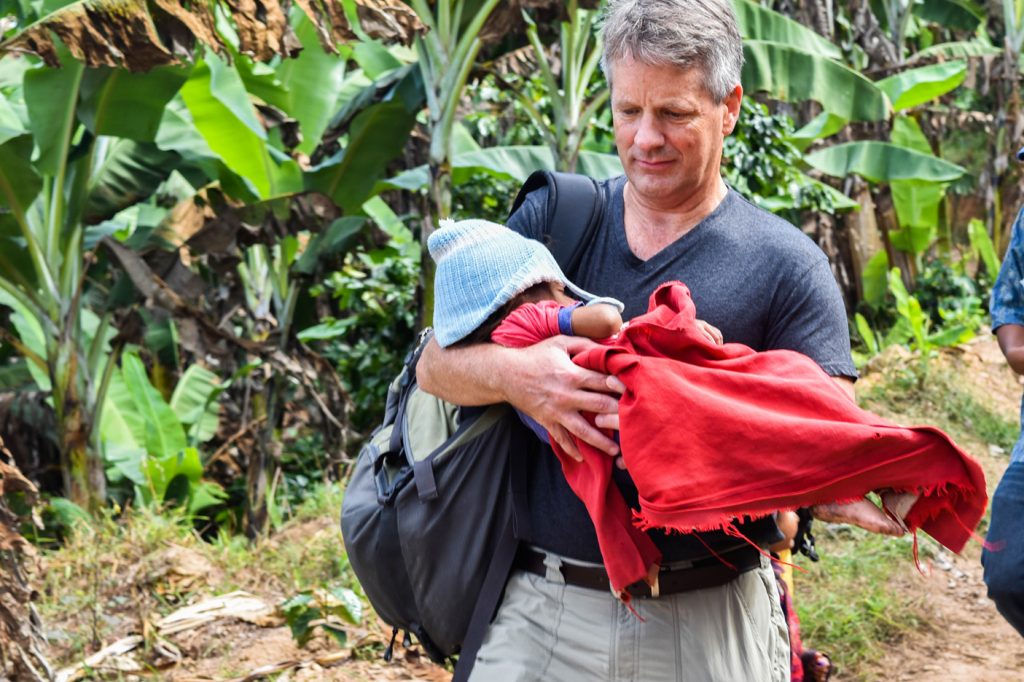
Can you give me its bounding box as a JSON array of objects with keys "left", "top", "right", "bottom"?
[{"left": 990, "top": 207, "right": 1024, "bottom": 464}]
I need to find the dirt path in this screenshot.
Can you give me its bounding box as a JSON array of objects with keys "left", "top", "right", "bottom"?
[
  {"left": 875, "top": 544, "right": 1024, "bottom": 681},
  {"left": 862, "top": 338, "right": 1024, "bottom": 681}
]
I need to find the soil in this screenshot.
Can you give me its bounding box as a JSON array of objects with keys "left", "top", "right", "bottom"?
[
  {"left": 858, "top": 338, "right": 1024, "bottom": 681},
  {"left": 33, "top": 337, "right": 1024, "bottom": 681}
]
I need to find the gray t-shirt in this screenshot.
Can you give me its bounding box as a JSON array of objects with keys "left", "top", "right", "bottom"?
[{"left": 508, "top": 175, "right": 857, "bottom": 563}]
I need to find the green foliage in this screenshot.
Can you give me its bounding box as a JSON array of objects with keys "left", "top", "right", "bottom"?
[
  {"left": 281, "top": 587, "right": 362, "bottom": 647},
  {"left": 853, "top": 262, "right": 988, "bottom": 368},
  {"left": 797, "top": 527, "right": 928, "bottom": 674},
  {"left": 302, "top": 243, "right": 419, "bottom": 433},
  {"left": 723, "top": 99, "right": 846, "bottom": 221}
]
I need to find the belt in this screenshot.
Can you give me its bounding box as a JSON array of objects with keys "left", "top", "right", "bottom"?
[{"left": 514, "top": 545, "right": 762, "bottom": 599}]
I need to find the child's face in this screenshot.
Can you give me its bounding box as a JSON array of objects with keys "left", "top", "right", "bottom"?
[{"left": 546, "top": 282, "right": 578, "bottom": 306}]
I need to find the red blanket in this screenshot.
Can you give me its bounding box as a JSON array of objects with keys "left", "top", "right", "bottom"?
[{"left": 494, "top": 282, "right": 988, "bottom": 595}]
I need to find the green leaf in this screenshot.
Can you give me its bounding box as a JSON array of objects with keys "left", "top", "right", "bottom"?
[
  {"left": 0, "top": 135, "right": 42, "bottom": 224},
  {"left": 876, "top": 60, "right": 966, "bottom": 112},
  {"left": 306, "top": 100, "right": 418, "bottom": 212},
  {"left": 169, "top": 363, "right": 221, "bottom": 443},
  {"left": 0, "top": 287, "right": 48, "bottom": 389},
  {"left": 322, "top": 624, "right": 348, "bottom": 647},
  {"left": 968, "top": 218, "right": 999, "bottom": 276},
  {"left": 891, "top": 115, "right": 932, "bottom": 155},
  {"left": 292, "top": 216, "right": 366, "bottom": 275},
  {"left": 120, "top": 351, "right": 187, "bottom": 459},
  {"left": 805, "top": 141, "right": 965, "bottom": 183},
  {"left": 179, "top": 61, "right": 273, "bottom": 198},
  {"left": 276, "top": 16, "right": 351, "bottom": 156},
  {"left": 363, "top": 195, "right": 414, "bottom": 246},
  {"left": 100, "top": 370, "right": 145, "bottom": 450},
  {"left": 144, "top": 446, "right": 202, "bottom": 502},
  {"left": 854, "top": 313, "right": 880, "bottom": 355},
  {"left": 913, "top": 0, "right": 983, "bottom": 31},
  {"left": 297, "top": 317, "right": 359, "bottom": 342},
  {"left": 926, "top": 323, "right": 973, "bottom": 347},
  {"left": 862, "top": 250, "right": 889, "bottom": 308},
  {"left": 742, "top": 40, "right": 888, "bottom": 121},
  {"left": 23, "top": 58, "right": 84, "bottom": 175},
  {"left": 912, "top": 40, "right": 1001, "bottom": 61},
  {"left": 353, "top": 41, "right": 403, "bottom": 79},
  {"left": 891, "top": 180, "right": 943, "bottom": 248},
  {"left": 207, "top": 53, "right": 265, "bottom": 139},
  {"left": 327, "top": 586, "right": 362, "bottom": 625},
  {"left": 78, "top": 66, "right": 189, "bottom": 142},
  {"left": 733, "top": 0, "right": 843, "bottom": 59},
  {"left": 788, "top": 111, "right": 847, "bottom": 150},
  {"left": 83, "top": 139, "right": 181, "bottom": 224},
  {"left": 187, "top": 480, "right": 228, "bottom": 515},
  {"left": 888, "top": 268, "right": 927, "bottom": 349},
  {"left": 381, "top": 147, "right": 622, "bottom": 192},
  {"left": 0, "top": 91, "right": 26, "bottom": 146},
  {"left": 47, "top": 497, "right": 91, "bottom": 530}
]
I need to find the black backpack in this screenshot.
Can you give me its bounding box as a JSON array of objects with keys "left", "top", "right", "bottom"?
[{"left": 340, "top": 171, "right": 606, "bottom": 681}]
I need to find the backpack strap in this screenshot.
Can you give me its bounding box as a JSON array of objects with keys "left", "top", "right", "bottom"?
[
  {"left": 508, "top": 170, "right": 605, "bottom": 277},
  {"left": 452, "top": 430, "right": 530, "bottom": 682}
]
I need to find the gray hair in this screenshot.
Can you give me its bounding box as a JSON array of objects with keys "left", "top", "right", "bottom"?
[{"left": 599, "top": 0, "right": 744, "bottom": 103}]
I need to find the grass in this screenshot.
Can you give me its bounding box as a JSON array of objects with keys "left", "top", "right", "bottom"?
[
  {"left": 795, "top": 527, "right": 932, "bottom": 677},
  {"left": 794, "top": 356, "right": 1015, "bottom": 680},
  {"left": 860, "top": 365, "right": 1019, "bottom": 453},
  {"left": 35, "top": 481, "right": 359, "bottom": 667}
]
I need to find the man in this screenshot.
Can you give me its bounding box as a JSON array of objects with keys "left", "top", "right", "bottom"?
[{"left": 418, "top": 1, "right": 902, "bottom": 679}]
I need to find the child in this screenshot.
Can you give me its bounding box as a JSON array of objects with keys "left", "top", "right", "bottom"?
[
  {"left": 428, "top": 218, "right": 988, "bottom": 597},
  {"left": 771, "top": 511, "right": 833, "bottom": 682}
]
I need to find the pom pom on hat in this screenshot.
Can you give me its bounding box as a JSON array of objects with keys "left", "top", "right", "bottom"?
[{"left": 428, "top": 218, "right": 614, "bottom": 347}]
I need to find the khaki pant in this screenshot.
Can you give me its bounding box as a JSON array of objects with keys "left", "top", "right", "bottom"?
[{"left": 470, "top": 552, "right": 790, "bottom": 682}]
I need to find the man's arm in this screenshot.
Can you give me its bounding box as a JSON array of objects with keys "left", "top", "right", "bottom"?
[{"left": 416, "top": 336, "right": 626, "bottom": 460}]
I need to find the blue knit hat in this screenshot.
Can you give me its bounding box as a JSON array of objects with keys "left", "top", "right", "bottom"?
[{"left": 428, "top": 218, "right": 621, "bottom": 347}]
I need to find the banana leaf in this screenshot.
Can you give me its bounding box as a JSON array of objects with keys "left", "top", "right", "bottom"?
[
  {"left": 806, "top": 141, "right": 966, "bottom": 183},
  {"left": 742, "top": 40, "right": 888, "bottom": 122}
]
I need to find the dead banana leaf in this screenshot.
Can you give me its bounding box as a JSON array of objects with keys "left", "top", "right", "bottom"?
[
  {"left": 3, "top": 0, "right": 175, "bottom": 72},
  {"left": 294, "top": 0, "right": 423, "bottom": 53},
  {"left": 0, "top": 0, "right": 425, "bottom": 71},
  {"left": 153, "top": 591, "right": 279, "bottom": 634},
  {"left": 0, "top": 442, "right": 52, "bottom": 682}
]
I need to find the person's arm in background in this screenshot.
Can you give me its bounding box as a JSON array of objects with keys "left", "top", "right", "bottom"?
[
  {"left": 997, "top": 325, "right": 1024, "bottom": 373},
  {"left": 991, "top": 208, "right": 1024, "bottom": 374}
]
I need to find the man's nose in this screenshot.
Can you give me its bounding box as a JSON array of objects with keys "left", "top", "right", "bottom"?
[{"left": 633, "top": 112, "right": 664, "bottom": 151}]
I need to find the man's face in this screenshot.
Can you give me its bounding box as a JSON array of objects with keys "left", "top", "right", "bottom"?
[{"left": 610, "top": 56, "right": 740, "bottom": 208}]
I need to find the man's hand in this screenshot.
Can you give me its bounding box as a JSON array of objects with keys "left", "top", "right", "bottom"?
[
  {"left": 810, "top": 498, "right": 905, "bottom": 536},
  {"left": 504, "top": 335, "right": 625, "bottom": 461},
  {"left": 416, "top": 335, "right": 625, "bottom": 462}
]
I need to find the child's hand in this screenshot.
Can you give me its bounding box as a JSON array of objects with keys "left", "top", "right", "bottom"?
[{"left": 695, "top": 319, "right": 724, "bottom": 345}]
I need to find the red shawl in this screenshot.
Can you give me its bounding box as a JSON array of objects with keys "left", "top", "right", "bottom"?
[{"left": 493, "top": 282, "right": 988, "bottom": 594}]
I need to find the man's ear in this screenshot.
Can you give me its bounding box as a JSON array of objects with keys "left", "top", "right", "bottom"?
[{"left": 722, "top": 84, "right": 743, "bottom": 135}]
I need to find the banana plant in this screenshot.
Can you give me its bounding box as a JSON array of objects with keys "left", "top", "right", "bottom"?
[
  {"left": 515, "top": 0, "right": 608, "bottom": 173},
  {"left": 408, "top": 0, "right": 502, "bottom": 322},
  {"left": 0, "top": 49, "right": 188, "bottom": 511}
]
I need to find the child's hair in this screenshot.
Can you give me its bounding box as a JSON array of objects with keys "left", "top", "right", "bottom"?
[{"left": 453, "top": 282, "right": 556, "bottom": 347}]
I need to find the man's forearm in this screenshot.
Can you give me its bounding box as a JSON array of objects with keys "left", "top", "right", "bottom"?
[{"left": 416, "top": 337, "right": 514, "bottom": 405}]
